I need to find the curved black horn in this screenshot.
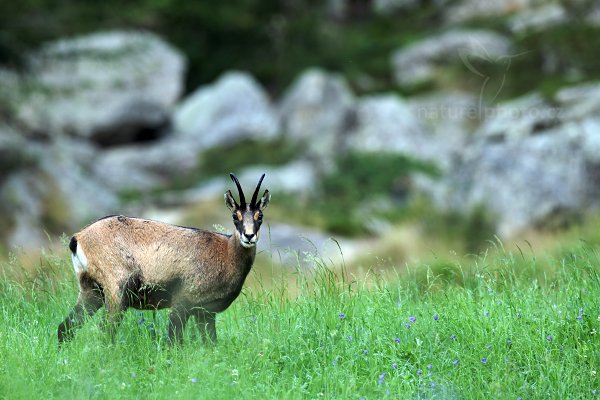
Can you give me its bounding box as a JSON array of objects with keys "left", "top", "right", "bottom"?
[
  {"left": 251, "top": 174, "right": 265, "bottom": 206},
  {"left": 230, "top": 173, "right": 246, "bottom": 206}
]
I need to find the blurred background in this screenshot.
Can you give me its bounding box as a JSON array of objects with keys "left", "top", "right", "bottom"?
[{"left": 2, "top": 0, "right": 600, "bottom": 271}]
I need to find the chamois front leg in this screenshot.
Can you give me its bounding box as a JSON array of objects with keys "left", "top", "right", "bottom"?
[
  {"left": 58, "top": 283, "right": 104, "bottom": 344},
  {"left": 195, "top": 308, "right": 217, "bottom": 345}
]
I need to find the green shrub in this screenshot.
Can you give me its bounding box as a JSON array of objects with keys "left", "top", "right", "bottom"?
[
  {"left": 198, "top": 137, "right": 301, "bottom": 179},
  {"left": 420, "top": 203, "right": 497, "bottom": 254}
]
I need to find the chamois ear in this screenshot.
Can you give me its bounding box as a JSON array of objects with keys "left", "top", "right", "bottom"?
[
  {"left": 257, "top": 190, "right": 270, "bottom": 211},
  {"left": 224, "top": 190, "right": 238, "bottom": 212}
]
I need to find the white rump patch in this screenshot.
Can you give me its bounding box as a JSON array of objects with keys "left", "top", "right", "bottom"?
[{"left": 71, "top": 244, "right": 88, "bottom": 273}]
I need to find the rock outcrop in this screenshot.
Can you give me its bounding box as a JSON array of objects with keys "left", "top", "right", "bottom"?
[
  {"left": 174, "top": 71, "right": 279, "bottom": 148},
  {"left": 278, "top": 68, "right": 354, "bottom": 166},
  {"left": 391, "top": 30, "right": 513, "bottom": 88},
  {"left": 11, "top": 30, "right": 186, "bottom": 146},
  {"left": 416, "top": 87, "right": 600, "bottom": 237},
  {"left": 2, "top": 21, "right": 600, "bottom": 251}
]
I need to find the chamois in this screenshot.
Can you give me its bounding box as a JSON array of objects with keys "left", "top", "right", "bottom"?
[{"left": 58, "top": 173, "right": 270, "bottom": 344}]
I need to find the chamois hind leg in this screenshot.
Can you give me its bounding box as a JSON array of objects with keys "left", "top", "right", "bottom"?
[
  {"left": 58, "top": 275, "right": 104, "bottom": 344},
  {"left": 167, "top": 305, "right": 192, "bottom": 344},
  {"left": 194, "top": 309, "right": 217, "bottom": 345},
  {"left": 100, "top": 282, "right": 128, "bottom": 342}
]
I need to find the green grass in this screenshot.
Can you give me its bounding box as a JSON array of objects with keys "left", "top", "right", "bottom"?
[{"left": 0, "top": 241, "right": 599, "bottom": 399}]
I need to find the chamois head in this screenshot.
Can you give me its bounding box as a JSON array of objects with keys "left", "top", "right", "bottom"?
[{"left": 224, "top": 173, "right": 270, "bottom": 248}]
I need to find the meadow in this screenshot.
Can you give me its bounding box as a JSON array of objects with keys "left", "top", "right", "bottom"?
[{"left": 0, "top": 236, "right": 598, "bottom": 399}]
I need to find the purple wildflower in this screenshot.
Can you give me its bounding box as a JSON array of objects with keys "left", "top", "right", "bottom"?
[
  {"left": 577, "top": 315, "right": 583, "bottom": 321},
  {"left": 378, "top": 373, "right": 386, "bottom": 385},
  {"left": 488, "top": 287, "right": 493, "bottom": 293},
  {"left": 347, "top": 335, "right": 353, "bottom": 341},
  {"left": 392, "top": 363, "right": 397, "bottom": 369},
  {"left": 409, "top": 316, "right": 416, "bottom": 323},
  {"left": 363, "top": 350, "right": 368, "bottom": 355},
  {"left": 433, "top": 315, "right": 439, "bottom": 321},
  {"left": 481, "top": 358, "right": 487, "bottom": 364},
  {"left": 427, "top": 364, "right": 432, "bottom": 369},
  {"left": 450, "top": 335, "right": 456, "bottom": 340},
  {"left": 191, "top": 378, "right": 197, "bottom": 384},
  {"left": 339, "top": 313, "right": 345, "bottom": 320},
  {"left": 395, "top": 337, "right": 401, "bottom": 343},
  {"left": 453, "top": 360, "right": 459, "bottom": 366},
  {"left": 417, "top": 370, "right": 422, "bottom": 376},
  {"left": 486, "top": 345, "right": 492, "bottom": 349},
  {"left": 546, "top": 335, "right": 553, "bottom": 342},
  {"left": 507, "top": 340, "right": 512, "bottom": 345},
  {"left": 405, "top": 323, "right": 411, "bottom": 328},
  {"left": 485, "top": 311, "right": 489, "bottom": 317}
]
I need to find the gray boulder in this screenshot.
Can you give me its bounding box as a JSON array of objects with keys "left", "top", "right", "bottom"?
[
  {"left": 555, "top": 83, "right": 600, "bottom": 120},
  {"left": 477, "top": 84, "right": 600, "bottom": 141},
  {"left": 346, "top": 95, "right": 426, "bottom": 151},
  {"left": 278, "top": 68, "right": 355, "bottom": 166},
  {"left": 174, "top": 71, "right": 279, "bottom": 148},
  {"left": 346, "top": 94, "right": 466, "bottom": 171},
  {"left": 93, "top": 137, "right": 201, "bottom": 193},
  {"left": 508, "top": 3, "right": 569, "bottom": 34},
  {"left": 408, "top": 90, "right": 478, "bottom": 139},
  {"left": 414, "top": 84, "right": 600, "bottom": 237},
  {"left": 391, "top": 30, "right": 513, "bottom": 88},
  {"left": 0, "top": 136, "right": 120, "bottom": 248},
  {"left": 446, "top": 0, "right": 536, "bottom": 24},
  {"left": 418, "top": 105, "right": 600, "bottom": 237},
  {"left": 476, "top": 93, "right": 560, "bottom": 141},
  {"left": 35, "top": 138, "right": 120, "bottom": 225},
  {"left": 372, "top": 0, "right": 420, "bottom": 13},
  {"left": 13, "top": 30, "right": 186, "bottom": 145}
]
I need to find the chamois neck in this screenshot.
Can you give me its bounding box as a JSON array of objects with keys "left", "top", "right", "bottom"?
[{"left": 229, "top": 232, "right": 257, "bottom": 266}]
